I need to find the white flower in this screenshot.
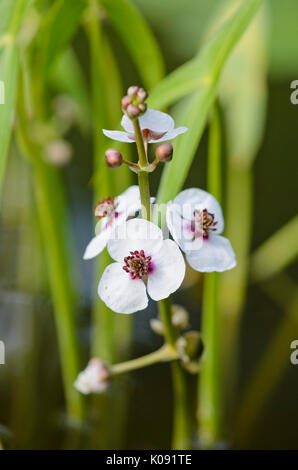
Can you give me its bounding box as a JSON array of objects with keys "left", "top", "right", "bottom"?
[
  {"left": 166, "top": 188, "right": 236, "bottom": 272},
  {"left": 103, "top": 108, "right": 187, "bottom": 144},
  {"left": 83, "top": 185, "right": 141, "bottom": 260},
  {"left": 74, "top": 358, "right": 110, "bottom": 394},
  {"left": 98, "top": 219, "right": 186, "bottom": 314}
]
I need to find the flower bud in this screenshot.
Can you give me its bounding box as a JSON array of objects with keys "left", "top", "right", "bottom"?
[
  {"left": 44, "top": 139, "right": 72, "bottom": 166},
  {"left": 137, "top": 88, "right": 148, "bottom": 103},
  {"left": 172, "top": 305, "right": 189, "bottom": 330},
  {"left": 150, "top": 318, "right": 164, "bottom": 335},
  {"left": 121, "top": 95, "right": 132, "bottom": 110},
  {"left": 105, "top": 148, "right": 123, "bottom": 168},
  {"left": 126, "top": 104, "right": 140, "bottom": 119},
  {"left": 138, "top": 103, "right": 147, "bottom": 114},
  {"left": 127, "top": 85, "right": 139, "bottom": 97},
  {"left": 176, "top": 331, "right": 203, "bottom": 374},
  {"left": 74, "top": 358, "right": 110, "bottom": 394},
  {"left": 156, "top": 143, "right": 173, "bottom": 162}
]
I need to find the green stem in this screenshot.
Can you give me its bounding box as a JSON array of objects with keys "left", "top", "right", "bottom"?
[
  {"left": 132, "top": 122, "right": 191, "bottom": 449},
  {"left": 111, "top": 345, "right": 177, "bottom": 376},
  {"left": 158, "top": 298, "right": 191, "bottom": 450},
  {"left": 133, "top": 119, "right": 151, "bottom": 220},
  {"left": 197, "top": 104, "right": 221, "bottom": 448}
]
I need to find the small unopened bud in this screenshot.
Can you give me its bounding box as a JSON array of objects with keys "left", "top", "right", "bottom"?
[
  {"left": 137, "top": 88, "right": 148, "bottom": 103},
  {"left": 127, "top": 85, "right": 139, "bottom": 97},
  {"left": 44, "top": 139, "right": 72, "bottom": 166},
  {"left": 105, "top": 148, "right": 123, "bottom": 168},
  {"left": 177, "top": 331, "right": 203, "bottom": 374},
  {"left": 121, "top": 95, "right": 132, "bottom": 110},
  {"left": 150, "top": 318, "right": 164, "bottom": 335},
  {"left": 172, "top": 305, "right": 189, "bottom": 330},
  {"left": 138, "top": 103, "right": 147, "bottom": 114},
  {"left": 74, "top": 358, "right": 110, "bottom": 394},
  {"left": 126, "top": 104, "right": 140, "bottom": 119},
  {"left": 156, "top": 143, "right": 173, "bottom": 162}
]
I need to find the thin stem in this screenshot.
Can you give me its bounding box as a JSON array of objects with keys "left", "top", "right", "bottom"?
[
  {"left": 158, "top": 298, "right": 177, "bottom": 348},
  {"left": 133, "top": 118, "right": 151, "bottom": 220},
  {"left": 158, "top": 298, "right": 191, "bottom": 450},
  {"left": 197, "top": 104, "right": 221, "bottom": 448},
  {"left": 111, "top": 345, "right": 177, "bottom": 376}
]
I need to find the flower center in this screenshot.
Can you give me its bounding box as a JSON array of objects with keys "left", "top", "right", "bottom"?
[
  {"left": 192, "top": 208, "right": 217, "bottom": 240},
  {"left": 94, "top": 197, "right": 117, "bottom": 220},
  {"left": 123, "top": 250, "right": 153, "bottom": 280}
]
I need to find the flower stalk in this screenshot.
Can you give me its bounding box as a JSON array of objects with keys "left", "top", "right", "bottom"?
[
  {"left": 197, "top": 104, "right": 222, "bottom": 448},
  {"left": 111, "top": 345, "right": 178, "bottom": 376},
  {"left": 133, "top": 118, "right": 151, "bottom": 220}
]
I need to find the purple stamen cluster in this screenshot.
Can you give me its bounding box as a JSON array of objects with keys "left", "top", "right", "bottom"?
[
  {"left": 193, "top": 208, "right": 217, "bottom": 240},
  {"left": 123, "top": 250, "right": 152, "bottom": 280}
]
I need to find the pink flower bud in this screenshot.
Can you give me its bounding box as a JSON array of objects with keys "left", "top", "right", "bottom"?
[
  {"left": 156, "top": 143, "right": 173, "bottom": 162},
  {"left": 127, "top": 86, "right": 139, "bottom": 97},
  {"left": 137, "top": 88, "right": 148, "bottom": 103},
  {"left": 105, "top": 148, "right": 123, "bottom": 168},
  {"left": 121, "top": 95, "right": 132, "bottom": 110},
  {"left": 126, "top": 104, "right": 140, "bottom": 119}
]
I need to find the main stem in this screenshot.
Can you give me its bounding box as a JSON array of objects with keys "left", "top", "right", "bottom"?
[
  {"left": 132, "top": 119, "right": 191, "bottom": 449},
  {"left": 133, "top": 119, "right": 151, "bottom": 220}
]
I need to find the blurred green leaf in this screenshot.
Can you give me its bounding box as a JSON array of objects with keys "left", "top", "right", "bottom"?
[
  {"left": 154, "top": 0, "right": 263, "bottom": 204},
  {"left": 148, "top": 0, "right": 263, "bottom": 110},
  {"left": 100, "top": 0, "right": 165, "bottom": 88},
  {"left": 51, "top": 47, "right": 91, "bottom": 132},
  {"left": 38, "top": 0, "right": 86, "bottom": 77},
  {"left": 0, "top": 0, "right": 31, "bottom": 198},
  {"left": 251, "top": 215, "right": 298, "bottom": 283}
]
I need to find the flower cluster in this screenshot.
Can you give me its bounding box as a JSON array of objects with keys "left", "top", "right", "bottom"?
[{"left": 76, "top": 85, "right": 236, "bottom": 394}]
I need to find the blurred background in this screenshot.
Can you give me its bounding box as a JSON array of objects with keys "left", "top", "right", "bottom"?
[{"left": 0, "top": 0, "right": 297, "bottom": 450}]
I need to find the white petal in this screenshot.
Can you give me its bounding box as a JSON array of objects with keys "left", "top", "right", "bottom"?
[
  {"left": 150, "top": 126, "right": 188, "bottom": 143},
  {"left": 166, "top": 201, "right": 196, "bottom": 253},
  {"left": 83, "top": 228, "right": 111, "bottom": 259},
  {"left": 173, "top": 188, "right": 224, "bottom": 234},
  {"left": 147, "top": 239, "right": 185, "bottom": 301},
  {"left": 121, "top": 108, "right": 174, "bottom": 133},
  {"left": 102, "top": 129, "right": 133, "bottom": 143},
  {"left": 107, "top": 218, "right": 163, "bottom": 262},
  {"left": 98, "top": 263, "right": 148, "bottom": 314},
  {"left": 116, "top": 185, "right": 141, "bottom": 214},
  {"left": 186, "top": 235, "right": 236, "bottom": 272}
]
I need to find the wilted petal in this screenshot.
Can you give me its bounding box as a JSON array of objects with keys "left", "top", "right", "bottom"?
[
  {"left": 74, "top": 358, "right": 110, "bottom": 394},
  {"left": 98, "top": 262, "right": 148, "bottom": 314},
  {"left": 186, "top": 235, "right": 236, "bottom": 272},
  {"left": 147, "top": 239, "right": 185, "bottom": 301},
  {"left": 102, "top": 129, "right": 134, "bottom": 143}
]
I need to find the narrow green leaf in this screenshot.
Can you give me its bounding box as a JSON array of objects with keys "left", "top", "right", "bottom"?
[
  {"left": 251, "top": 216, "right": 298, "bottom": 283},
  {"left": 149, "top": 0, "right": 263, "bottom": 110},
  {"left": 154, "top": 0, "right": 263, "bottom": 204},
  {"left": 0, "top": 0, "right": 31, "bottom": 198},
  {"left": 38, "top": 0, "right": 86, "bottom": 77},
  {"left": 100, "top": 0, "right": 165, "bottom": 88}
]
